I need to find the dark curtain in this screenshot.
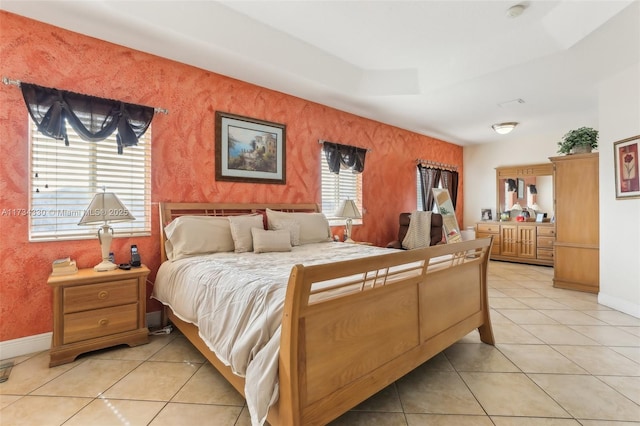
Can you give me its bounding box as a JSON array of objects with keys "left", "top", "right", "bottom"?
[
  {"left": 21, "top": 83, "right": 154, "bottom": 154},
  {"left": 323, "top": 141, "right": 367, "bottom": 174},
  {"left": 417, "top": 164, "right": 442, "bottom": 211},
  {"left": 440, "top": 169, "right": 459, "bottom": 209}
]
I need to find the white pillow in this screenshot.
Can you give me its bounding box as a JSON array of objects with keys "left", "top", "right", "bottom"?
[
  {"left": 251, "top": 228, "right": 292, "bottom": 253},
  {"left": 266, "top": 209, "right": 331, "bottom": 245},
  {"left": 228, "top": 214, "right": 264, "bottom": 253},
  {"left": 270, "top": 219, "right": 301, "bottom": 246},
  {"left": 164, "top": 216, "right": 234, "bottom": 261}
]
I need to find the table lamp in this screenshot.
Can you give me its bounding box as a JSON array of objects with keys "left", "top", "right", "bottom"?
[
  {"left": 335, "top": 199, "right": 361, "bottom": 243},
  {"left": 78, "top": 191, "right": 135, "bottom": 271}
]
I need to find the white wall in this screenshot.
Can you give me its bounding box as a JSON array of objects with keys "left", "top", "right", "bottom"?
[{"left": 597, "top": 63, "right": 640, "bottom": 317}]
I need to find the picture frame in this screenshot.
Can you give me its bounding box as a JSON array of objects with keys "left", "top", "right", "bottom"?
[
  {"left": 614, "top": 135, "right": 640, "bottom": 199},
  {"left": 481, "top": 208, "right": 492, "bottom": 221},
  {"left": 215, "top": 111, "right": 286, "bottom": 184},
  {"left": 535, "top": 213, "right": 544, "bottom": 223},
  {"left": 517, "top": 178, "right": 525, "bottom": 199}
]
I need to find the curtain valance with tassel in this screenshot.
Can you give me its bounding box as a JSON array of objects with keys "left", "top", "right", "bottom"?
[
  {"left": 20, "top": 83, "right": 154, "bottom": 154},
  {"left": 322, "top": 140, "right": 367, "bottom": 174}
]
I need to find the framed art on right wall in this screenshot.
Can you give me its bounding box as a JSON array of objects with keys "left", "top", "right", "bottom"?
[{"left": 614, "top": 135, "right": 640, "bottom": 199}]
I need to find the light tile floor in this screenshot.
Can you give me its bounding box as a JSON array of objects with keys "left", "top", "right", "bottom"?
[{"left": 1, "top": 261, "right": 639, "bottom": 425}]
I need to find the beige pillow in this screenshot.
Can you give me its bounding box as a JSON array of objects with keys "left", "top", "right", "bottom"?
[
  {"left": 251, "top": 228, "right": 292, "bottom": 253},
  {"left": 164, "top": 216, "right": 234, "bottom": 261},
  {"left": 228, "top": 214, "right": 264, "bottom": 253},
  {"left": 271, "top": 219, "right": 301, "bottom": 246},
  {"left": 266, "top": 209, "right": 331, "bottom": 245}
]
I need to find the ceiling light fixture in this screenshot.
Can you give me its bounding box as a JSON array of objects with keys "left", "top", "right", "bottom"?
[
  {"left": 492, "top": 122, "right": 519, "bottom": 135},
  {"left": 506, "top": 4, "right": 526, "bottom": 18}
]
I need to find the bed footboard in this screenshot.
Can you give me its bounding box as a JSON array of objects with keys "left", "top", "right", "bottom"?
[{"left": 276, "top": 237, "right": 494, "bottom": 426}]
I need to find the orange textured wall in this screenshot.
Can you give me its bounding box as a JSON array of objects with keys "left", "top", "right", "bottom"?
[{"left": 0, "top": 12, "right": 463, "bottom": 342}]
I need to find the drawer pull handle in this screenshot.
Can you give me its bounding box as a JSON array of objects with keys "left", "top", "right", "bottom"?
[
  {"left": 98, "top": 318, "right": 109, "bottom": 327},
  {"left": 98, "top": 291, "right": 109, "bottom": 300}
]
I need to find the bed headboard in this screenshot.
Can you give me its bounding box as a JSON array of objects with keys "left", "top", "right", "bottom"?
[{"left": 158, "top": 202, "right": 321, "bottom": 262}]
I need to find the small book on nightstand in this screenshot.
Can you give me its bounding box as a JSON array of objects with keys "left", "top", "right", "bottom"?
[{"left": 51, "top": 257, "right": 78, "bottom": 276}]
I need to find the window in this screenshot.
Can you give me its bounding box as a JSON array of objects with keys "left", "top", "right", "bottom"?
[
  {"left": 320, "top": 152, "right": 363, "bottom": 224},
  {"left": 416, "top": 168, "right": 442, "bottom": 212},
  {"left": 29, "top": 119, "right": 151, "bottom": 241}
]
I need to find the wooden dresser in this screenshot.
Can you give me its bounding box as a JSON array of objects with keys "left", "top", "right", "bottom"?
[
  {"left": 48, "top": 266, "right": 150, "bottom": 367},
  {"left": 477, "top": 221, "right": 555, "bottom": 266},
  {"left": 550, "top": 152, "right": 599, "bottom": 293}
]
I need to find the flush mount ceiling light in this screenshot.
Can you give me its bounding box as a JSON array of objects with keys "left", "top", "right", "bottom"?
[
  {"left": 492, "top": 122, "right": 519, "bottom": 135},
  {"left": 506, "top": 4, "right": 526, "bottom": 18}
]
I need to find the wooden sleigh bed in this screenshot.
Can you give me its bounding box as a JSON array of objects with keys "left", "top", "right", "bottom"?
[{"left": 157, "top": 202, "right": 494, "bottom": 426}]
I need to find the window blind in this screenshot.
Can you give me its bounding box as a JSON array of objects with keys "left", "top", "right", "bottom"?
[
  {"left": 320, "top": 153, "right": 363, "bottom": 221},
  {"left": 29, "top": 120, "right": 151, "bottom": 241}
]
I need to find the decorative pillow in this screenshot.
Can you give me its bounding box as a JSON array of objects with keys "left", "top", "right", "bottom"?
[
  {"left": 266, "top": 209, "right": 331, "bottom": 245},
  {"left": 271, "top": 219, "right": 301, "bottom": 246},
  {"left": 228, "top": 214, "right": 265, "bottom": 253},
  {"left": 251, "top": 227, "right": 292, "bottom": 253},
  {"left": 164, "top": 216, "right": 234, "bottom": 261}
]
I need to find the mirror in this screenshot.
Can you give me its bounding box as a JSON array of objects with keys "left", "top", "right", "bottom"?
[
  {"left": 496, "top": 163, "right": 554, "bottom": 221},
  {"left": 432, "top": 188, "right": 462, "bottom": 242}
]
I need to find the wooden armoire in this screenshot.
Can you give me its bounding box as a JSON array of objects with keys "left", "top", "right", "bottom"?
[{"left": 550, "top": 152, "right": 599, "bottom": 293}]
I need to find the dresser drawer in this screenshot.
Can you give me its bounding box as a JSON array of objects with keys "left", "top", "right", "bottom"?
[
  {"left": 537, "top": 249, "right": 554, "bottom": 261},
  {"left": 477, "top": 233, "right": 500, "bottom": 255},
  {"left": 63, "top": 279, "right": 138, "bottom": 313},
  {"left": 477, "top": 223, "right": 500, "bottom": 233},
  {"left": 537, "top": 226, "right": 556, "bottom": 237},
  {"left": 63, "top": 303, "right": 138, "bottom": 344},
  {"left": 537, "top": 236, "right": 555, "bottom": 249}
]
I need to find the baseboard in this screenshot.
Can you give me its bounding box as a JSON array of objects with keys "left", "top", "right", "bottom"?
[
  {"left": 598, "top": 293, "right": 640, "bottom": 319},
  {"left": 0, "top": 332, "right": 52, "bottom": 360},
  {"left": 0, "top": 312, "right": 163, "bottom": 361}
]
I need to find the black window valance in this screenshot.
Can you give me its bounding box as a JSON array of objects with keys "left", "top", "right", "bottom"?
[
  {"left": 21, "top": 83, "right": 154, "bottom": 154},
  {"left": 322, "top": 141, "right": 367, "bottom": 174}
]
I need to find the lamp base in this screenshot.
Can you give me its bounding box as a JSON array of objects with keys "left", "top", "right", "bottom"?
[{"left": 94, "top": 260, "right": 118, "bottom": 272}]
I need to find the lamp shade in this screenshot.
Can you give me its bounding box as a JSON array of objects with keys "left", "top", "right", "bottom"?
[
  {"left": 78, "top": 192, "right": 136, "bottom": 225},
  {"left": 492, "top": 122, "right": 518, "bottom": 135},
  {"left": 510, "top": 202, "right": 523, "bottom": 211},
  {"left": 335, "top": 199, "right": 361, "bottom": 219}
]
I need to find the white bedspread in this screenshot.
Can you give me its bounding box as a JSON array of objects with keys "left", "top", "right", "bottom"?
[{"left": 152, "top": 241, "right": 391, "bottom": 426}]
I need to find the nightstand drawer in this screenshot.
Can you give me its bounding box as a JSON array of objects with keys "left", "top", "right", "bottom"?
[
  {"left": 64, "top": 303, "right": 138, "bottom": 344},
  {"left": 63, "top": 279, "right": 138, "bottom": 313},
  {"left": 477, "top": 223, "right": 500, "bottom": 233},
  {"left": 537, "top": 236, "right": 555, "bottom": 249}
]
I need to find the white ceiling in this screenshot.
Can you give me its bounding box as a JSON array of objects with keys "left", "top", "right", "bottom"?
[{"left": 2, "top": 0, "right": 639, "bottom": 146}]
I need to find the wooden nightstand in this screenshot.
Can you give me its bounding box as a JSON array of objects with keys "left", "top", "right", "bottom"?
[{"left": 48, "top": 265, "right": 150, "bottom": 367}]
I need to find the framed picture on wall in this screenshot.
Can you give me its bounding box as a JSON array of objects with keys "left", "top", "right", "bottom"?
[
  {"left": 614, "top": 135, "right": 640, "bottom": 199},
  {"left": 215, "top": 111, "right": 286, "bottom": 184}
]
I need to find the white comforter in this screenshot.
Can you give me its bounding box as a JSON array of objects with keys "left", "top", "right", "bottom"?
[{"left": 152, "top": 241, "right": 389, "bottom": 425}]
